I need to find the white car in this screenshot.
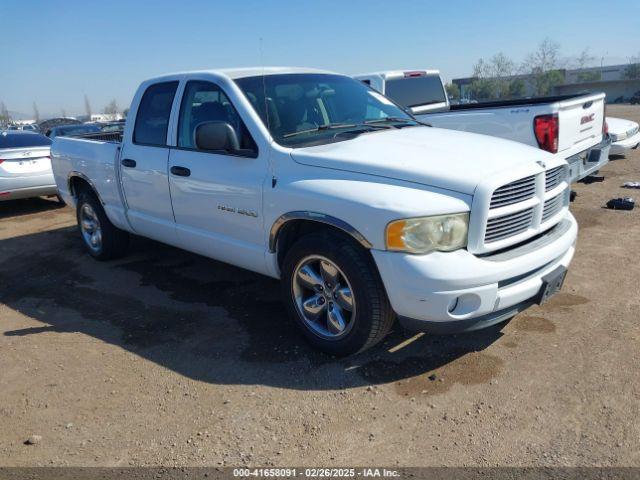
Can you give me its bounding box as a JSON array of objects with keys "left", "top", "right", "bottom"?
[
  {"left": 0, "top": 130, "right": 56, "bottom": 201},
  {"left": 607, "top": 116, "right": 640, "bottom": 155},
  {"left": 51, "top": 68, "right": 577, "bottom": 355},
  {"left": 354, "top": 69, "right": 610, "bottom": 183}
]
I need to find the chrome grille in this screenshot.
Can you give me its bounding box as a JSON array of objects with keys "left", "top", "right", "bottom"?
[
  {"left": 542, "top": 193, "right": 565, "bottom": 223},
  {"left": 485, "top": 207, "right": 534, "bottom": 243},
  {"left": 490, "top": 175, "right": 536, "bottom": 209},
  {"left": 545, "top": 166, "right": 565, "bottom": 191}
]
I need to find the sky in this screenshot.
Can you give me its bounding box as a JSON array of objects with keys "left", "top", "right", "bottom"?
[{"left": 1, "top": 0, "right": 639, "bottom": 118}]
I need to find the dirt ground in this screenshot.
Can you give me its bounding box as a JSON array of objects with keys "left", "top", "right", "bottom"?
[{"left": 1, "top": 105, "right": 639, "bottom": 468}]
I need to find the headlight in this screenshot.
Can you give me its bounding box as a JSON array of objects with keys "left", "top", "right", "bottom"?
[{"left": 386, "top": 213, "right": 469, "bottom": 254}]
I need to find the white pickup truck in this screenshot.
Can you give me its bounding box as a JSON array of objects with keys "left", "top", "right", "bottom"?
[
  {"left": 354, "top": 70, "right": 611, "bottom": 183},
  {"left": 52, "top": 68, "right": 577, "bottom": 355}
]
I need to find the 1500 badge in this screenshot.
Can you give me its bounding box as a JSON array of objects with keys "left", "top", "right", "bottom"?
[{"left": 217, "top": 204, "right": 258, "bottom": 218}]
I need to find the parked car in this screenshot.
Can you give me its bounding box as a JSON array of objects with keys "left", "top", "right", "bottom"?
[
  {"left": 7, "top": 123, "right": 40, "bottom": 132},
  {"left": 98, "top": 121, "right": 126, "bottom": 133},
  {"left": 38, "top": 117, "right": 81, "bottom": 134},
  {"left": 0, "top": 131, "right": 56, "bottom": 201},
  {"left": 46, "top": 124, "right": 101, "bottom": 139},
  {"left": 607, "top": 117, "right": 640, "bottom": 155},
  {"left": 52, "top": 68, "right": 577, "bottom": 355},
  {"left": 353, "top": 69, "right": 610, "bottom": 183},
  {"left": 630, "top": 91, "right": 640, "bottom": 105}
]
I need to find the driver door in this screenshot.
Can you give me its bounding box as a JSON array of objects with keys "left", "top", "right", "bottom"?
[{"left": 168, "top": 80, "right": 267, "bottom": 273}]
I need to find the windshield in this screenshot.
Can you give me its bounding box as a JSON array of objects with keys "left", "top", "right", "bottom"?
[
  {"left": 384, "top": 74, "right": 447, "bottom": 109},
  {"left": 234, "top": 73, "right": 416, "bottom": 147}
]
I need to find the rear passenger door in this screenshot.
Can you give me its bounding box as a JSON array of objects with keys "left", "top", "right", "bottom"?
[
  {"left": 120, "top": 81, "right": 179, "bottom": 245},
  {"left": 168, "top": 80, "right": 267, "bottom": 273}
]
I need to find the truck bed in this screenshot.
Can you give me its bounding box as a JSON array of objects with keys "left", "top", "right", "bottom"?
[
  {"left": 51, "top": 135, "right": 126, "bottom": 226},
  {"left": 420, "top": 92, "right": 606, "bottom": 160},
  {"left": 71, "top": 130, "right": 123, "bottom": 143},
  {"left": 449, "top": 93, "right": 593, "bottom": 110}
]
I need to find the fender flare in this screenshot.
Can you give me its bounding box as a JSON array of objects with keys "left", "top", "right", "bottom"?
[
  {"left": 67, "top": 171, "right": 105, "bottom": 205},
  {"left": 268, "top": 211, "right": 373, "bottom": 253}
]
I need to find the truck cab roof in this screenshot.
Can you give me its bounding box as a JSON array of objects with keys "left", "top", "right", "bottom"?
[{"left": 145, "top": 66, "right": 336, "bottom": 84}]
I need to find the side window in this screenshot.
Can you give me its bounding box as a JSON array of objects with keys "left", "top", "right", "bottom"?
[
  {"left": 133, "top": 81, "right": 179, "bottom": 146},
  {"left": 177, "top": 80, "right": 257, "bottom": 155}
]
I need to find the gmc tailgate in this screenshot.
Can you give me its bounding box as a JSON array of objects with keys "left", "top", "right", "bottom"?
[
  {"left": 556, "top": 92, "right": 605, "bottom": 154},
  {"left": 553, "top": 92, "right": 609, "bottom": 182}
]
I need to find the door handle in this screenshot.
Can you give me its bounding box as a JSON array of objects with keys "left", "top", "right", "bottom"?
[
  {"left": 121, "top": 158, "right": 136, "bottom": 168},
  {"left": 170, "top": 166, "right": 191, "bottom": 177}
]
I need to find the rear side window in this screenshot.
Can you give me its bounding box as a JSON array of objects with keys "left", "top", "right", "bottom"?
[
  {"left": 385, "top": 75, "right": 447, "bottom": 108},
  {"left": 133, "top": 81, "right": 179, "bottom": 146},
  {"left": 0, "top": 132, "right": 51, "bottom": 148}
]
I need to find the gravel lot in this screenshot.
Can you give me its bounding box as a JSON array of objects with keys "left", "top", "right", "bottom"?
[{"left": 1, "top": 105, "right": 639, "bottom": 468}]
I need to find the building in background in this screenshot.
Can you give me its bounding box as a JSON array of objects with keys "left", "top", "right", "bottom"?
[{"left": 91, "top": 113, "right": 124, "bottom": 122}]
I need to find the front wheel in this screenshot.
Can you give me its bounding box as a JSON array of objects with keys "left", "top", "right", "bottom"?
[
  {"left": 281, "top": 232, "right": 395, "bottom": 356},
  {"left": 76, "top": 191, "right": 129, "bottom": 260}
]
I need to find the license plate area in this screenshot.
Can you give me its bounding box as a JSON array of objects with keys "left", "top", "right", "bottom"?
[{"left": 535, "top": 266, "right": 567, "bottom": 305}]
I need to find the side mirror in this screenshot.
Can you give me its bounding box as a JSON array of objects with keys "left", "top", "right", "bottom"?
[{"left": 195, "top": 121, "right": 240, "bottom": 152}]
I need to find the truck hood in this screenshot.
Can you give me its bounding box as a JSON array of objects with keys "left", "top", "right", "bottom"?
[{"left": 290, "top": 126, "right": 550, "bottom": 195}]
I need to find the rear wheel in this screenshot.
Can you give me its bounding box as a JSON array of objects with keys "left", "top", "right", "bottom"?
[
  {"left": 281, "top": 231, "right": 395, "bottom": 356},
  {"left": 76, "top": 190, "right": 129, "bottom": 260}
]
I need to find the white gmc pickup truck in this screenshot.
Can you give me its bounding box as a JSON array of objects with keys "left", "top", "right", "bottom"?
[
  {"left": 52, "top": 68, "right": 577, "bottom": 355},
  {"left": 354, "top": 70, "right": 611, "bottom": 183}
]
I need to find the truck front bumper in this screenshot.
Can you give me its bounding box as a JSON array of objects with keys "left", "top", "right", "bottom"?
[
  {"left": 610, "top": 131, "right": 640, "bottom": 155},
  {"left": 566, "top": 137, "right": 611, "bottom": 183},
  {"left": 372, "top": 213, "right": 578, "bottom": 334}
]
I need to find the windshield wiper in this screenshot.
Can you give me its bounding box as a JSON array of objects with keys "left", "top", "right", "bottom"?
[
  {"left": 283, "top": 123, "right": 357, "bottom": 138},
  {"left": 283, "top": 122, "right": 393, "bottom": 138},
  {"left": 365, "top": 117, "right": 419, "bottom": 127},
  {"left": 366, "top": 117, "right": 431, "bottom": 128}
]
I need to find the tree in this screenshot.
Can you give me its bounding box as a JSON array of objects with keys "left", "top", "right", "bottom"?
[
  {"left": 469, "top": 78, "right": 498, "bottom": 101},
  {"left": 524, "top": 38, "right": 561, "bottom": 73},
  {"left": 508, "top": 79, "right": 526, "bottom": 98},
  {"left": 523, "top": 38, "right": 565, "bottom": 96},
  {"left": 445, "top": 82, "right": 460, "bottom": 100},
  {"left": 104, "top": 99, "right": 119, "bottom": 115},
  {"left": 0, "top": 101, "right": 9, "bottom": 127},
  {"left": 84, "top": 95, "right": 92, "bottom": 117},
  {"left": 624, "top": 64, "right": 640, "bottom": 80},
  {"left": 468, "top": 52, "right": 518, "bottom": 100},
  {"left": 576, "top": 71, "right": 601, "bottom": 83},
  {"left": 533, "top": 69, "right": 564, "bottom": 96},
  {"left": 33, "top": 102, "right": 40, "bottom": 123},
  {"left": 574, "top": 48, "right": 595, "bottom": 69}
]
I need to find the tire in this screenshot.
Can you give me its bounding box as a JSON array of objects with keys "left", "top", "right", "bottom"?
[
  {"left": 281, "top": 231, "right": 395, "bottom": 356},
  {"left": 76, "top": 190, "right": 129, "bottom": 260}
]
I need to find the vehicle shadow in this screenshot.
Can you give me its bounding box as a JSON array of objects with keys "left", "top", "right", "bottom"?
[
  {"left": 0, "top": 197, "right": 65, "bottom": 219},
  {"left": 0, "top": 226, "right": 505, "bottom": 391}
]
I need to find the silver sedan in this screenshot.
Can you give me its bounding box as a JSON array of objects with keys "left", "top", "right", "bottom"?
[{"left": 0, "top": 130, "right": 56, "bottom": 201}]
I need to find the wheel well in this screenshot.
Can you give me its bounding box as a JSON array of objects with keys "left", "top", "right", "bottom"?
[
  {"left": 69, "top": 176, "right": 93, "bottom": 198},
  {"left": 275, "top": 219, "right": 369, "bottom": 269}
]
